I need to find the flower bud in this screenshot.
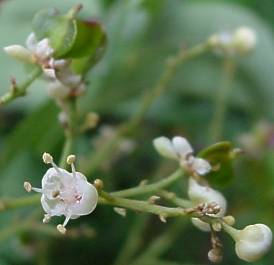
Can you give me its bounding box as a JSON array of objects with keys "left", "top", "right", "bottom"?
[
  {"left": 235, "top": 224, "right": 272, "bottom": 262},
  {"left": 232, "top": 26, "right": 256, "bottom": 54},
  {"left": 4, "top": 45, "right": 34, "bottom": 64}
]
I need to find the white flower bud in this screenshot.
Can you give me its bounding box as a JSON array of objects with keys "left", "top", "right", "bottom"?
[
  {"left": 233, "top": 26, "right": 256, "bottom": 54},
  {"left": 235, "top": 224, "right": 272, "bottom": 262},
  {"left": 4, "top": 45, "right": 34, "bottom": 64},
  {"left": 46, "top": 80, "right": 70, "bottom": 100}
]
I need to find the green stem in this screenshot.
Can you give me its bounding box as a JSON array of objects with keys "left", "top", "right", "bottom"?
[
  {"left": 100, "top": 192, "right": 190, "bottom": 218},
  {"left": 209, "top": 58, "right": 236, "bottom": 142},
  {"left": 222, "top": 222, "right": 240, "bottom": 241},
  {"left": 0, "top": 67, "right": 42, "bottom": 106},
  {"left": 159, "top": 190, "right": 192, "bottom": 208},
  {"left": 59, "top": 98, "right": 77, "bottom": 168},
  {"left": 110, "top": 169, "right": 183, "bottom": 198},
  {"left": 59, "top": 136, "right": 73, "bottom": 168},
  {"left": 82, "top": 42, "right": 212, "bottom": 175}
]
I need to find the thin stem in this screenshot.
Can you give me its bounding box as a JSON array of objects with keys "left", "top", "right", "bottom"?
[
  {"left": 159, "top": 190, "right": 192, "bottom": 208},
  {"left": 99, "top": 192, "right": 191, "bottom": 218},
  {"left": 0, "top": 66, "right": 42, "bottom": 106},
  {"left": 110, "top": 169, "right": 183, "bottom": 198},
  {"left": 59, "top": 136, "right": 73, "bottom": 168},
  {"left": 82, "top": 41, "right": 212, "bottom": 175},
  {"left": 209, "top": 58, "right": 236, "bottom": 142},
  {"left": 59, "top": 98, "right": 77, "bottom": 168},
  {"left": 222, "top": 222, "right": 240, "bottom": 241}
]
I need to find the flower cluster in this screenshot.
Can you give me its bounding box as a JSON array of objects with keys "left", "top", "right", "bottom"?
[
  {"left": 153, "top": 135, "right": 272, "bottom": 262},
  {"left": 4, "top": 33, "right": 85, "bottom": 104},
  {"left": 153, "top": 136, "right": 211, "bottom": 176},
  {"left": 24, "top": 153, "right": 98, "bottom": 234}
]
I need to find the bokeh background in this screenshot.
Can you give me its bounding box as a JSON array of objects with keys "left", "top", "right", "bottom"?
[{"left": 0, "top": 0, "right": 273, "bottom": 264}]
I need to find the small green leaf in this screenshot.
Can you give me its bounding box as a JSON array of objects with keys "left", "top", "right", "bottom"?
[
  {"left": 65, "top": 20, "right": 106, "bottom": 58},
  {"left": 198, "top": 141, "right": 239, "bottom": 187},
  {"left": 32, "top": 8, "right": 59, "bottom": 40},
  {"left": 71, "top": 21, "right": 107, "bottom": 74},
  {"left": 32, "top": 8, "right": 78, "bottom": 58}
]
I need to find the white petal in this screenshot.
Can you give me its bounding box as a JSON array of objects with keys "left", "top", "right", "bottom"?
[
  {"left": 153, "top": 137, "right": 178, "bottom": 160},
  {"left": 172, "top": 136, "right": 193, "bottom": 159},
  {"left": 69, "top": 173, "right": 98, "bottom": 216},
  {"left": 35, "top": 38, "right": 54, "bottom": 60},
  {"left": 191, "top": 218, "right": 211, "bottom": 232},
  {"left": 188, "top": 178, "right": 227, "bottom": 216},
  {"left": 26, "top": 32, "right": 37, "bottom": 51},
  {"left": 41, "top": 194, "right": 66, "bottom": 216},
  {"left": 192, "top": 158, "right": 211, "bottom": 175},
  {"left": 3, "top": 45, "right": 33, "bottom": 64}
]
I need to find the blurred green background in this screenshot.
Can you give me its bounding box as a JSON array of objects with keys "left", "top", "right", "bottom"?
[{"left": 0, "top": 0, "right": 273, "bottom": 264}]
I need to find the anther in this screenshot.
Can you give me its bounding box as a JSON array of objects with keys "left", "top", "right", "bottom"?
[
  {"left": 57, "top": 224, "right": 67, "bottom": 234},
  {"left": 24, "top": 182, "right": 32, "bottom": 192},
  {"left": 42, "top": 152, "right": 53, "bottom": 164},
  {"left": 67, "top": 154, "right": 76, "bottom": 165}
]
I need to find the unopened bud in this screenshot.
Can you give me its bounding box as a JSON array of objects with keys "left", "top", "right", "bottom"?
[{"left": 4, "top": 45, "right": 34, "bottom": 64}]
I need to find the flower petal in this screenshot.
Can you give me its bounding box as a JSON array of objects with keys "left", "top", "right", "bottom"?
[
  {"left": 192, "top": 158, "right": 211, "bottom": 175},
  {"left": 70, "top": 174, "right": 98, "bottom": 216},
  {"left": 153, "top": 137, "right": 177, "bottom": 160},
  {"left": 191, "top": 218, "right": 211, "bottom": 232},
  {"left": 188, "top": 178, "right": 227, "bottom": 216},
  {"left": 172, "top": 136, "right": 193, "bottom": 159},
  {"left": 26, "top": 32, "right": 37, "bottom": 51}
]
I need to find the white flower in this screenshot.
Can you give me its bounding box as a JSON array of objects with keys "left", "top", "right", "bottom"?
[
  {"left": 224, "top": 223, "right": 272, "bottom": 262},
  {"left": 188, "top": 178, "right": 227, "bottom": 232},
  {"left": 209, "top": 26, "right": 256, "bottom": 55},
  {"left": 153, "top": 136, "right": 211, "bottom": 176},
  {"left": 24, "top": 153, "right": 98, "bottom": 234}
]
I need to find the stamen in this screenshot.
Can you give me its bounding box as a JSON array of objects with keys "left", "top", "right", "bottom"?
[
  {"left": 24, "top": 182, "right": 32, "bottom": 192},
  {"left": 32, "top": 187, "right": 43, "bottom": 193},
  {"left": 63, "top": 214, "right": 71, "bottom": 227},
  {"left": 24, "top": 182, "right": 43, "bottom": 193},
  {"left": 67, "top": 155, "right": 77, "bottom": 178},
  {"left": 42, "top": 152, "right": 53, "bottom": 164},
  {"left": 42, "top": 152, "right": 62, "bottom": 174},
  {"left": 43, "top": 214, "right": 51, "bottom": 224},
  {"left": 57, "top": 224, "right": 66, "bottom": 234}
]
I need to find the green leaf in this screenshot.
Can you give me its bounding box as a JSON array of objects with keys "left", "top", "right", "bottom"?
[
  {"left": 65, "top": 20, "right": 106, "bottom": 59},
  {"left": 32, "top": 8, "right": 77, "bottom": 58},
  {"left": 198, "top": 141, "right": 239, "bottom": 187}
]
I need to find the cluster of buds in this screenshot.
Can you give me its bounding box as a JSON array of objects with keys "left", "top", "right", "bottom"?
[
  {"left": 208, "top": 26, "right": 256, "bottom": 55},
  {"left": 24, "top": 153, "right": 98, "bottom": 234},
  {"left": 4, "top": 33, "right": 85, "bottom": 104},
  {"left": 153, "top": 136, "right": 272, "bottom": 262}
]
